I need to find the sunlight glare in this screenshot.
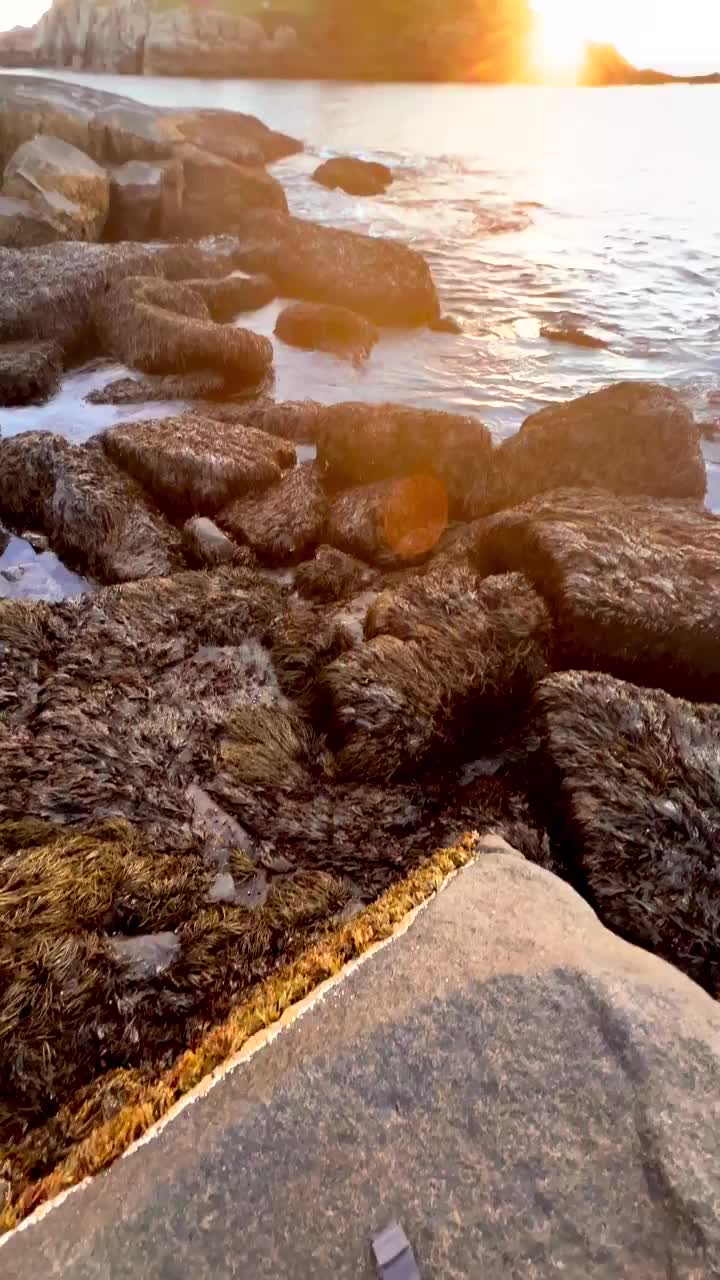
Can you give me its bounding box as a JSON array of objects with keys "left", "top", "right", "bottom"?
[
  {"left": 533, "top": 0, "right": 588, "bottom": 81},
  {"left": 532, "top": 0, "right": 720, "bottom": 79}
]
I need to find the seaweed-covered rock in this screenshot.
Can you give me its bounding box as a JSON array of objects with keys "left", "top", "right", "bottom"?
[
  {"left": 105, "top": 158, "right": 184, "bottom": 241},
  {"left": 537, "top": 670, "right": 720, "bottom": 993},
  {"left": 0, "top": 431, "right": 180, "bottom": 583},
  {"left": 319, "top": 568, "right": 551, "bottom": 780},
  {"left": 232, "top": 208, "right": 440, "bottom": 326},
  {"left": 219, "top": 462, "right": 327, "bottom": 564},
  {"left": 295, "top": 545, "right": 376, "bottom": 603},
  {"left": 471, "top": 489, "right": 720, "bottom": 703},
  {"left": 93, "top": 276, "right": 273, "bottom": 387},
  {"left": 317, "top": 401, "right": 493, "bottom": 518},
  {"left": 0, "top": 240, "right": 175, "bottom": 354},
  {"left": 86, "top": 370, "right": 226, "bottom": 406},
  {"left": 312, "top": 157, "right": 393, "bottom": 196},
  {"left": 2, "top": 133, "right": 110, "bottom": 242},
  {"left": 327, "top": 476, "right": 450, "bottom": 567},
  {"left": 182, "top": 273, "right": 276, "bottom": 322},
  {"left": 183, "top": 516, "right": 249, "bottom": 568},
  {"left": 275, "top": 301, "right": 379, "bottom": 362},
  {"left": 103, "top": 414, "right": 295, "bottom": 518},
  {"left": 0, "top": 339, "right": 61, "bottom": 407},
  {"left": 176, "top": 144, "right": 287, "bottom": 237},
  {"left": 490, "top": 382, "right": 705, "bottom": 510},
  {"left": 201, "top": 398, "right": 324, "bottom": 444}
]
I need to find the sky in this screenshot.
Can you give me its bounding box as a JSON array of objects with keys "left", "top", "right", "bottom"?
[{"left": 2, "top": 0, "right": 720, "bottom": 74}]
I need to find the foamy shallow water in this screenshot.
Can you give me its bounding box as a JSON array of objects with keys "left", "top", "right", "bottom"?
[{"left": 2, "top": 72, "right": 718, "bottom": 581}]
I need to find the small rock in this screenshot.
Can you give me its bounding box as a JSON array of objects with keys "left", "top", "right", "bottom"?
[
  {"left": 207, "top": 872, "right": 236, "bottom": 904},
  {"left": 540, "top": 323, "right": 609, "bottom": 349},
  {"left": 312, "top": 157, "right": 393, "bottom": 197},
  {"left": 183, "top": 516, "right": 247, "bottom": 568},
  {"left": 295, "top": 545, "right": 376, "bottom": 603},
  {"left": 21, "top": 530, "right": 49, "bottom": 553},
  {"left": 109, "top": 932, "right": 180, "bottom": 981},
  {"left": 430, "top": 314, "right": 463, "bottom": 334},
  {"left": 275, "top": 301, "right": 379, "bottom": 362}
]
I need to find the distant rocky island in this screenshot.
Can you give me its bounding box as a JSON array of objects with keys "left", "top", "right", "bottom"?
[{"left": 3, "top": 0, "right": 716, "bottom": 84}]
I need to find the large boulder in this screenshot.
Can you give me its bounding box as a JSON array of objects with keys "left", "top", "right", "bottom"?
[
  {"left": 0, "top": 193, "right": 65, "bottom": 248},
  {"left": 176, "top": 144, "right": 287, "bottom": 237},
  {"left": 471, "top": 488, "right": 720, "bottom": 703},
  {"left": 102, "top": 414, "right": 295, "bottom": 518},
  {"left": 317, "top": 401, "right": 494, "bottom": 518},
  {"left": 275, "top": 301, "right": 379, "bottom": 362},
  {"left": 0, "top": 431, "right": 181, "bottom": 583},
  {"left": 168, "top": 107, "right": 302, "bottom": 166},
  {"left": 327, "top": 476, "right": 450, "bottom": 567},
  {"left": 537, "top": 670, "right": 720, "bottom": 994},
  {"left": 490, "top": 382, "right": 706, "bottom": 511},
  {"left": 2, "top": 134, "right": 110, "bottom": 242},
  {"left": 183, "top": 516, "right": 248, "bottom": 569},
  {"left": 313, "top": 156, "right": 393, "bottom": 196},
  {"left": 105, "top": 159, "right": 184, "bottom": 241},
  {"left": 233, "top": 209, "right": 440, "bottom": 326},
  {"left": 319, "top": 568, "right": 551, "bottom": 780},
  {"left": 219, "top": 463, "right": 328, "bottom": 564},
  {"left": 93, "top": 276, "right": 273, "bottom": 388},
  {"left": 0, "top": 339, "right": 61, "bottom": 407},
  {"left": 0, "top": 76, "right": 180, "bottom": 168}
]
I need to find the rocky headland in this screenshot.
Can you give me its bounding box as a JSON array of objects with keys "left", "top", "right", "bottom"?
[
  {"left": 1, "top": 2, "right": 717, "bottom": 85},
  {"left": 0, "top": 74, "right": 718, "bottom": 1257}
]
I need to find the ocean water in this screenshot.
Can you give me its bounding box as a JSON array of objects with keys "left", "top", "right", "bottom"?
[{"left": 2, "top": 73, "right": 719, "bottom": 522}]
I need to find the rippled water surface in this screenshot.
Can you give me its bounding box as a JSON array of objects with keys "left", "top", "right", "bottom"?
[{"left": 4, "top": 73, "right": 720, "bottom": 508}]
